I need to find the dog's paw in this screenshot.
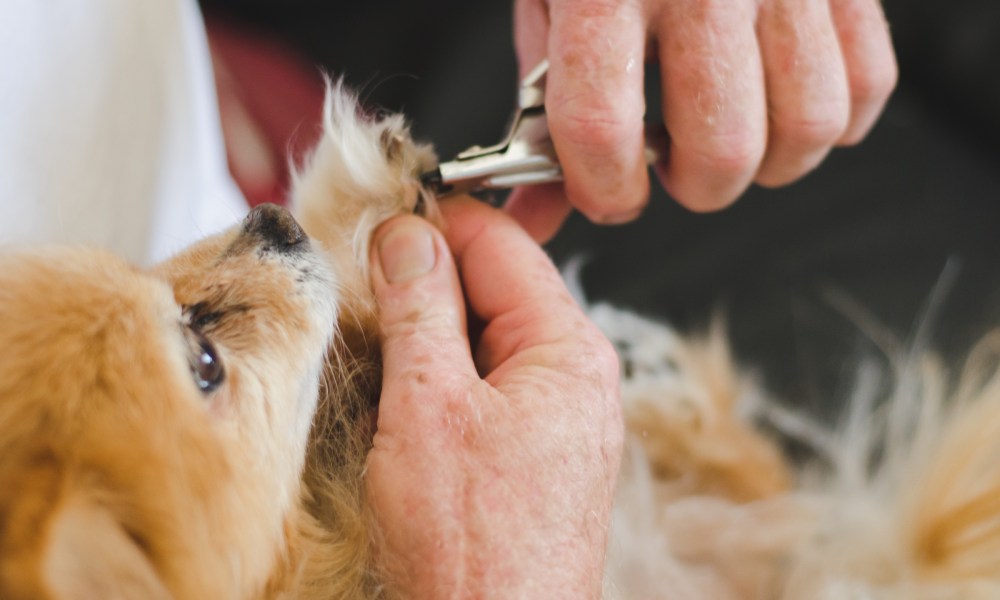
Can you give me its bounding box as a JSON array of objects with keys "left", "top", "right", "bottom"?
[
  {"left": 291, "top": 79, "right": 437, "bottom": 264},
  {"left": 288, "top": 80, "right": 440, "bottom": 331}
]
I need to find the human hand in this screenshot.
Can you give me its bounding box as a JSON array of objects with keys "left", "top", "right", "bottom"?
[
  {"left": 365, "top": 198, "right": 623, "bottom": 597},
  {"left": 508, "top": 0, "right": 898, "bottom": 241}
]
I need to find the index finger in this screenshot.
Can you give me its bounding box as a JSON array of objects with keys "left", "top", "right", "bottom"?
[
  {"left": 440, "top": 198, "right": 615, "bottom": 380},
  {"left": 544, "top": 0, "right": 649, "bottom": 224}
]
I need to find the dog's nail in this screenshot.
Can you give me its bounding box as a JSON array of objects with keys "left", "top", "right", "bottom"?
[{"left": 378, "top": 220, "right": 437, "bottom": 284}]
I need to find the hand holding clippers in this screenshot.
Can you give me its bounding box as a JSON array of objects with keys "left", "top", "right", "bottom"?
[{"left": 421, "top": 60, "right": 666, "bottom": 198}]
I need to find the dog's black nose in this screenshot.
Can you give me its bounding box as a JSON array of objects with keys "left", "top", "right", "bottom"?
[{"left": 241, "top": 203, "right": 307, "bottom": 251}]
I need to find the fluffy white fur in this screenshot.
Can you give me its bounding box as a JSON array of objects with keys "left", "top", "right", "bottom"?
[{"left": 594, "top": 301, "right": 1000, "bottom": 598}]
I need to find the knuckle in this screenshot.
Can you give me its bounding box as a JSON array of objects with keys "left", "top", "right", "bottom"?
[
  {"left": 605, "top": 406, "right": 625, "bottom": 454},
  {"left": 849, "top": 59, "right": 899, "bottom": 107},
  {"left": 579, "top": 326, "right": 623, "bottom": 393},
  {"left": 549, "top": 100, "right": 648, "bottom": 216},
  {"left": 774, "top": 107, "right": 849, "bottom": 148},
  {"left": 688, "top": 130, "right": 764, "bottom": 180},
  {"left": 555, "top": 316, "right": 621, "bottom": 385},
  {"left": 596, "top": 334, "right": 622, "bottom": 380},
  {"left": 550, "top": 99, "right": 638, "bottom": 159},
  {"left": 554, "top": 107, "right": 630, "bottom": 158}
]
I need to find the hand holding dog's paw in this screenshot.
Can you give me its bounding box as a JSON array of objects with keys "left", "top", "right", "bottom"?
[{"left": 366, "top": 198, "right": 623, "bottom": 598}]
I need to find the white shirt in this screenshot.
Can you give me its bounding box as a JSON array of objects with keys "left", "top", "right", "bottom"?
[{"left": 0, "top": 0, "right": 247, "bottom": 266}]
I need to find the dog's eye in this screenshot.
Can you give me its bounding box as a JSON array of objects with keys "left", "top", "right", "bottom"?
[{"left": 188, "top": 330, "right": 224, "bottom": 393}]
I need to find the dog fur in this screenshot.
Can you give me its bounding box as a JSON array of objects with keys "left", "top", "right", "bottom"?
[
  {"left": 595, "top": 303, "right": 1000, "bottom": 598},
  {"left": 2, "top": 82, "right": 999, "bottom": 598}
]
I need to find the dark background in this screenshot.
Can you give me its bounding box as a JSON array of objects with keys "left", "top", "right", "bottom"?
[{"left": 201, "top": 0, "right": 1000, "bottom": 413}]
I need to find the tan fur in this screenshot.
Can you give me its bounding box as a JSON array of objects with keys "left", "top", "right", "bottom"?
[
  {"left": 0, "top": 229, "right": 337, "bottom": 598},
  {"left": 622, "top": 327, "right": 789, "bottom": 503}
]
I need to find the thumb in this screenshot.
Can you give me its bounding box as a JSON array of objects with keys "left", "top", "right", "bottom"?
[{"left": 369, "top": 215, "right": 477, "bottom": 422}]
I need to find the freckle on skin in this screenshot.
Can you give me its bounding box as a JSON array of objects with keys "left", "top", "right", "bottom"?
[
  {"left": 412, "top": 352, "right": 433, "bottom": 366},
  {"left": 555, "top": 2, "right": 643, "bottom": 92}
]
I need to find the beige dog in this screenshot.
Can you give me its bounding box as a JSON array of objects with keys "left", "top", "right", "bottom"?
[
  {"left": 0, "top": 84, "right": 433, "bottom": 598},
  {"left": 0, "top": 210, "right": 338, "bottom": 598},
  {"left": 2, "top": 82, "right": 999, "bottom": 598}
]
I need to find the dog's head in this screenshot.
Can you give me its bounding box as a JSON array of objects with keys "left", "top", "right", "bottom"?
[{"left": 0, "top": 204, "right": 336, "bottom": 599}]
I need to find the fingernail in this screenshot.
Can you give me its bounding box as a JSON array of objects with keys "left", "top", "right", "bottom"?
[
  {"left": 378, "top": 220, "right": 437, "bottom": 284},
  {"left": 596, "top": 207, "right": 644, "bottom": 225}
]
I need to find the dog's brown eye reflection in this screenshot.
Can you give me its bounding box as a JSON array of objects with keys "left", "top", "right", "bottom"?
[{"left": 188, "top": 329, "right": 224, "bottom": 393}]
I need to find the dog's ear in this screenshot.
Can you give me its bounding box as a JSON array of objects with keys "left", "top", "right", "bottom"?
[
  {"left": 1, "top": 451, "right": 169, "bottom": 600},
  {"left": 40, "top": 498, "right": 171, "bottom": 600}
]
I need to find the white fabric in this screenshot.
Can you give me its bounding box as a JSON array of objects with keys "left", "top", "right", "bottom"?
[{"left": 0, "top": 0, "right": 247, "bottom": 266}]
